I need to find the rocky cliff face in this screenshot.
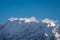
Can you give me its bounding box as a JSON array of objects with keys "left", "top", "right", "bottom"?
[{"left": 0, "top": 17, "right": 60, "bottom": 40}]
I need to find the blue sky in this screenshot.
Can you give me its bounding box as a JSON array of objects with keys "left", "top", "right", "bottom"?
[{"left": 0, "top": 0, "right": 60, "bottom": 24}]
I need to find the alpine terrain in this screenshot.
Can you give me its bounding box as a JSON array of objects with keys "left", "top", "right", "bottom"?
[{"left": 0, "top": 17, "right": 60, "bottom": 40}]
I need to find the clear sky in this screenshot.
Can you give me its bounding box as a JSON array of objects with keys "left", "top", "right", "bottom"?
[{"left": 0, "top": 0, "right": 60, "bottom": 24}]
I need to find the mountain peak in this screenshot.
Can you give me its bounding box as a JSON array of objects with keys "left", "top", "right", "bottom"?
[
  {"left": 0, "top": 17, "right": 60, "bottom": 40},
  {"left": 41, "top": 18, "right": 57, "bottom": 27},
  {"left": 8, "top": 17, "right": 39, "bottom": 23}
]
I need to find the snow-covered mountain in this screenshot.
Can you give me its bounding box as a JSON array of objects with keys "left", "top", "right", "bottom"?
[{"left": 0, "top": 17, "right": 60, "bottom": 40}]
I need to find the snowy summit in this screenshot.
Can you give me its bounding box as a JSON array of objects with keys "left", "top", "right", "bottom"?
[{"left": 0, "top": 17, "right": 60, "bottom": 40}]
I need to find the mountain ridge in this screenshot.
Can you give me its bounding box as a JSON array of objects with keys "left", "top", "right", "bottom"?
[{"left": 0, "top": 17, "right": 60, "bottom": 40}]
